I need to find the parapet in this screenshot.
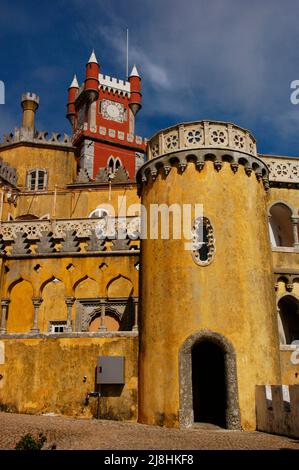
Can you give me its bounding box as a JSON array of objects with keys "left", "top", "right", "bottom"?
[
  {"left": 21, "top": 92, "right": 40, "bottom": 106},
  {"left": 0, "top": 157, "right": 18, "bottom": 187},
  {"left": 256, "top": 384, "right": 299, "bottom": 438},
  {"left": 137, "top": 120, "right": 269, "bottom": 194},
  {"left": 147, "top": 121, "right": 257, "bottom": 159},
  {"left": 0, "top": 128, "right": 74, "bottom": 149}
]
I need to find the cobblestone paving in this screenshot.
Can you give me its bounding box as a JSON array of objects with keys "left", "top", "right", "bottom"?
[{"left": 0, "top": 412, "right": 299, "bottom": 450}]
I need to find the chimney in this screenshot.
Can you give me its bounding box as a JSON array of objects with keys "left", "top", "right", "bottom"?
[{"left": 21, "top": 92, "right": 40, "bottom": 129}]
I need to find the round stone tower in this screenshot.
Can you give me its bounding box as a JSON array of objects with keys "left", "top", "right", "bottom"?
[{"left": 137, "top": 121, "right": 281, "bottom": 431}]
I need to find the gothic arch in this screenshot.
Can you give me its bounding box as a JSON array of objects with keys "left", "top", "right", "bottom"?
[
  {"left": 268, "top": 202, "right": 294, "bottom": 247},
  {"left": 268, "top": 200, "right": 295, "bottom": 217},
  {"left": 74, "top": 275, "right": 99, "bottom": 298},
  {"left": 7, "top": 276, "right": 33, "bottom": 297},
  {"left": 179, "top": 329, "right": 241, "bottom": 429},
  {"left": 106, "top": 274, "right": 133, "bottom": 297},
  {"left": 277, "top": 294, "right": 299, "bottom": 345},
  {"left": 73, "top": 275, "right": 97, "bottom": 292},
  {"left": 39, "top": 276, "right": 63, "bottom": 296}
]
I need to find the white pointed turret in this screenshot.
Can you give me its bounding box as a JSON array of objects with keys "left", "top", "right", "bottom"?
[
  {"left": 129, "top": 64, "right": 142, "bottom": 115},
  {"left": 129, "top": 64, "right": 140, "bottom": 78},
  {"left": 69, "top": 74, "right": 79, "bottom": 89},
  {"left": 88, "top": 50, "right": 98, "bottom": 64}
]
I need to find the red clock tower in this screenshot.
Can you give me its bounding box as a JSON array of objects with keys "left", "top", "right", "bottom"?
[{"left": 67, "top": 51, "right": 145, "bottom": 180}]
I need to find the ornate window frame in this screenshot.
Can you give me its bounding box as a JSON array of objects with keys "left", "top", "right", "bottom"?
[{"left": 192, "top": 216, "right": 215, "bottom": 266}]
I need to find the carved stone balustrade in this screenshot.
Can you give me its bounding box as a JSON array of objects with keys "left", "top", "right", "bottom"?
[{"left": 0, "top": 217, "right": 141, "bottom": 257}]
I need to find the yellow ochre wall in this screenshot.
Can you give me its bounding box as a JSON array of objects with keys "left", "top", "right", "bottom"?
[
  {"left": 138, "top": 160, "right": 282, "bottom": 430},
  {"left": 0, "top": 336, "right": 138, "bottom": 420},
  {"left": 1, "top": 255, "right": 139, "bottom": 333}
]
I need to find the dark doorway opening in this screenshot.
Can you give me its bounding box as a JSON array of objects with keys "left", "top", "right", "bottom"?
[{"left": 192, "top": 340, "right": 227, "bottom": 427}]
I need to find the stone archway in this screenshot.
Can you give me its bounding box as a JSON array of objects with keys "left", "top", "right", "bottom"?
[{"left": 179, "top": 329, "right": 241, "bottom": 429}]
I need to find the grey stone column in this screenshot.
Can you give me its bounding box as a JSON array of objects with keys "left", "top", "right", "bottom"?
[
  {"left": 31, "top": 297, "right": 43, "bottom": 333},
  {"left": 65, "top": 297, "right": 75, "bottom": 332},
  {"left": 291, "top": 217, "right": 299, "bottom": 248},
  {"left": 99, "top": 300, "right": 107, "bottom": 332},
  {"left": 0, "top": 299, "right": 10, "bottom": 334},
  {"left": 132, "top": 299, "right": 138, "bottom": 331}
]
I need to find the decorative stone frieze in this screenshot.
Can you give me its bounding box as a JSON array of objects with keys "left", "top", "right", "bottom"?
[
  {"left": 148, "top": 121, "right": 257, "bottom": 160},
  {"left": 259, "top": 156, "right": 299, "bottom": 187},
  {"left": 136, "top": 121, "right": 270, "bottom": 194},
  {"left": 137, "top": 149, "right": 269, "bottom": 194},
  {"left": 0, "top": 217, "right": 141, "bottom": 257}
]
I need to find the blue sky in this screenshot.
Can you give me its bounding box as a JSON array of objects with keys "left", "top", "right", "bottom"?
[{"left": 1, "top": 0, "right": 299, "bottom": 156}]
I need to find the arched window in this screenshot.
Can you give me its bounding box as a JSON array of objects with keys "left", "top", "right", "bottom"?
[
  {"left": 269, "top": 203, "right": 294, "bottom": 247},
  {"left": 278, "top": 295, "right": 299, "bottom": 345},
  {"left": 108, "top": 157, "right": 114, "bottom": 175},
  {"left": 192, "top": 217, "right": 215, "bottom": 266},
  {"left": 107, "top": 156, "right": 122, "bottom": 175},
  {"left": 88, "top": 207, "right": 109, "bottom": 219},
  {"left": 27, "top": 169, "right": 47, "bottom": 191},
  {"left": 115, "top": 158, "right": 121, "bottom": 170}
]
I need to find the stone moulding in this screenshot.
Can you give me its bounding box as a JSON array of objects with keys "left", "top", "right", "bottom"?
[
  {"left": 179, "top": 329, "right": 241, "bottom": 430},
  {"left": 136, "top": 148, "right": 269, "bottom": 195}
]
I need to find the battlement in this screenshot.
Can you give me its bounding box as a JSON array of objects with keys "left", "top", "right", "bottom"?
[
  {"left": 256, "top": 384, "right": 299, "bottom": 438},
  {"left": 21, "top": 92, "right": 40, "bottom": 105},
  {"left": 0, "top": 157, "right": 18, "bottom": 187},
  {"left": 0, "top": 127, "right": 73, "bottom": 148},
  {"left": 75, "top": 74, "right": 131, "bottom": 102},
  {"left": 99, "top": 74, "right": 130, "bottom": 94}
]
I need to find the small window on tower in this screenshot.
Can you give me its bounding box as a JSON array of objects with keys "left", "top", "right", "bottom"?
[
  {"left": 107, "top": 156, "right": 122, "bottom": 175},
  {"left": 27, "top": 169, "right": 47, "bottom": 191},
  {"left": 108, "top": 158, "right": 114, "bottom": 174},
  {"left": 192, "top": 216, "right": 216, "bottom": 266}
]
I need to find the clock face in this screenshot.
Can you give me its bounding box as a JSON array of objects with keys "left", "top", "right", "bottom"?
[{"left": 101, "top": 100, "right": 124, "bottom": 122}]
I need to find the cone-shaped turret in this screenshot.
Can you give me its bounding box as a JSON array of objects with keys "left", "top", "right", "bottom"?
[
  {"left": 66, "top": 74, "right": 79, "bottom": 126},
  {"left": 84, "top": 50, "right": 99, "bottom": 103},
  {"left": 129, "top": 64, "right": 142, "bottom": 115}
]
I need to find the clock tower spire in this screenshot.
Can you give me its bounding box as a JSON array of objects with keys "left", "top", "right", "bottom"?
[{"left": 67, "top": 51, "right": 145, "bottom": 181}]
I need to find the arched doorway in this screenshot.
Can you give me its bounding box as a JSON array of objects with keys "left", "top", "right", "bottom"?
[
  {"left": 192, "top": 340, "right": 226, "bottom": 427},
  {"left": 179, "top": 330, "right": 241, "bottom": 429},
  {"left": 278, "top": 295, "right": 299, "bottom": 345}
]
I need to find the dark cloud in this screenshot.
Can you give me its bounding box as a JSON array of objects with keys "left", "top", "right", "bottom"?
[{"left": 1, "top": 0, "right": 299, "bottom": 155}]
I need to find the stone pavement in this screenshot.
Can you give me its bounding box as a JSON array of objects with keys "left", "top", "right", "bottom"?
[{"left": 0, "top": 412, "right": 299, "bottom": 450}]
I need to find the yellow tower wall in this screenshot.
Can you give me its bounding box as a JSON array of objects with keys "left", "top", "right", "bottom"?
[{"left": 138, "top": 158, "right": 281, "bottom": 430}]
